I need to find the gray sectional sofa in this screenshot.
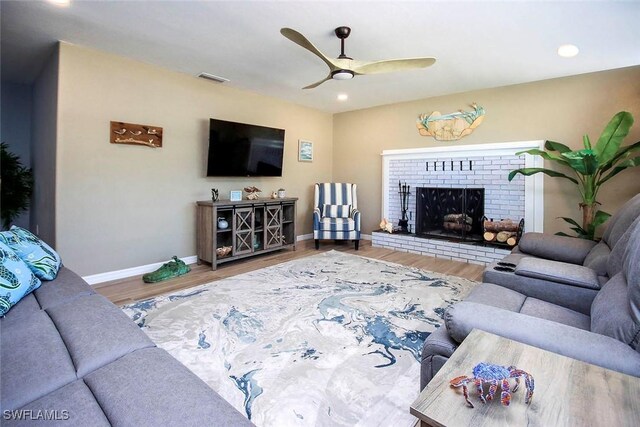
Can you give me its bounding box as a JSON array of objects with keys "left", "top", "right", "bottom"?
[
  {"left": 421, "top": 195, "right": 640, "bottom": 390},
  {"left": 483, "top": 193, "right": 640, "bottom": 314},
  {"left": 0, "top": 267, "right": 252, "bottom": 426}
]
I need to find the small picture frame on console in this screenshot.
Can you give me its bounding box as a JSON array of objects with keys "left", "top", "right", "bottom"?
[{"left": 229, "top": 190, "right": 242, "bottom": 201}]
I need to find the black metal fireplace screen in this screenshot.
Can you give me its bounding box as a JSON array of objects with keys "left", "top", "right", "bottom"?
[{"left": 415, "top": 187, "right": 485, "bottom": 241}]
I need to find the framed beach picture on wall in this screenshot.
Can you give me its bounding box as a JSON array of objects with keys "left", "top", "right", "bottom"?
[{"left": 298, "top": 140, "right": 313, "bottom": 162}]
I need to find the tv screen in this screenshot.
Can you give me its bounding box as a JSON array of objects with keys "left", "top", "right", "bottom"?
[{"left": 207, "top": 119, "right": 285, "bottom": 177}]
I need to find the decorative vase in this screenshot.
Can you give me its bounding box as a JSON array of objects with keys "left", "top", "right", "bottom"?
[
  {"left": 278, "top": 189, "right": 286, "bottom": 198},
  {"left": 217, "top": 217, "right": 229, "bottom": 230}
]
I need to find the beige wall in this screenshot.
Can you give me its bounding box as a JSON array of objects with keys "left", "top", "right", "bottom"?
[
  {"left": 333, "top": 66, "right": 640, "bottom": 235},
  {"left": 50, "top": 43, "right": 640, "bottom": 275},
  {"left": 56, "top": 43, "right": 333, "bottom": 275},
  {"left": 31, "top": 46, "right": 59, "bottom": 245}
]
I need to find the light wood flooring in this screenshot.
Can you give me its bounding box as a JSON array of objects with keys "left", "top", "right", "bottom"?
[{"left": 95, "top": 240, "right": 485, "bottom": 306}]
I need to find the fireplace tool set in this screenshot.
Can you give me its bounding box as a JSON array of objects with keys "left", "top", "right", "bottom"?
[{"left": 398, "top": 181, "right": 411, "bottom": 233}]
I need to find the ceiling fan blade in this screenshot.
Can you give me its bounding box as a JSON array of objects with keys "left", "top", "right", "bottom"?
[
  {"left": 281, "top": 28, "right": 338, "bottom": 70},
  {"left": 352, "top": 57, "right": 436, "bottom": 75},
  {"left": 302, "top": 74, "right": 332, "bottom": 90}
]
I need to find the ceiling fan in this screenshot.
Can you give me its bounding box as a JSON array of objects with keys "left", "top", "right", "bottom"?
[{"left": 280, "top": 26, "right": 436, "bottom": 89}]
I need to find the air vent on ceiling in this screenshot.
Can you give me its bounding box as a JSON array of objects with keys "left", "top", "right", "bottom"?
[{"left": 198, "top": 72, "right": 229, "bottom": 83}]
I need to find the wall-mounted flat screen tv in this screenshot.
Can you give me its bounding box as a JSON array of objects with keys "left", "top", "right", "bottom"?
[{"left": 207, "top": 118, "right": 285, "bottom": 177}]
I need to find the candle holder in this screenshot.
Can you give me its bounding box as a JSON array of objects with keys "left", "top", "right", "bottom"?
[{"left": 398, "top": 181, "right": 411, "bottom": 233}]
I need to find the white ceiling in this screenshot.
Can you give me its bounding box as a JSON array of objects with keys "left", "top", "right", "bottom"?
[{"left": 2, "top": 1, "right": 639, "bottom": 113}]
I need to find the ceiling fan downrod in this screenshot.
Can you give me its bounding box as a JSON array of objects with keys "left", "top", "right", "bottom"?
[{"left": 335, "top": 26, "right": 352, "bottom": 60}]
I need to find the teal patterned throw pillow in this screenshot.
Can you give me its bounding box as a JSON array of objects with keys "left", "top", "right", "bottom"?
[
  {"left": 0, "top": 226, "right": 62, "bottom": 281},
  {"left": 0, "top": 241, "right": 42, "bottom": 316}
]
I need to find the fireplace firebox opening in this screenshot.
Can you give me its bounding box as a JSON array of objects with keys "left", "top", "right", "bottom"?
[{"left": 415, "top": 187, "right": 485, "bottom": 242}]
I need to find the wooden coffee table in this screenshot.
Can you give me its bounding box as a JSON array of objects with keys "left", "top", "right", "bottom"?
[{"left": 411, "top": 329, "right": 640, "bottom": 426}]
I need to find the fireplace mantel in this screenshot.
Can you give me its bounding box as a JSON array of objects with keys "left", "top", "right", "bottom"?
[{"left": 381, "top": 141, "right": 545, "bottom": 233}]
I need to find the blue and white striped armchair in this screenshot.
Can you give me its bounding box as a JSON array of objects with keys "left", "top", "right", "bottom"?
[{"left": 313, "top": 183, "right": 361, "bottom": 250}]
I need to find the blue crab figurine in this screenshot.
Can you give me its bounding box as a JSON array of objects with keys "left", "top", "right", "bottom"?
[{"left": 449, "top": 362, "right": 534, "bottom": 408}]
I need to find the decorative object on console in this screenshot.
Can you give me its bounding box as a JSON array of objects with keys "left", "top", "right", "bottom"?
[
  {"left": 243, "top": 186, "right": 261, "bottom": 200},
  {"left": 270, "top": 191, "right": 278, "bottom": 199},
  {"left": 416, "top": 103, "right": 485, "bottom": 141},
  {"left": 142, "top": 256, "right": 190, "bottom": 283},
  {"left": 211, "top": 188, "right": 219, "bottom": 202},
  {"left": 509, "top": 111, "right": 639, "bottom": 240},
  {"left": 278, "top": 188, "right": 286, "bottom": 198},
  {"left": 217, "top": 217, "right": 229, "bottom": 230},
  {"left": 216, "top": 246, "right": 232, "bottom": 258},
  {"left": 450, "top": 362, "right": 534, "bottom": 408},
  {"left": 298, "top": 140, "right": 313, "bottom": 162},
  {"left": 110, "top": 121, "right": 163, "bottom": 148},
  {"left": 379, "top": 218, "right": 394, "bottom": 233},
  {"left": 229, "top": 190, "right": 242, "bottom": 202},
  {"left": 398, "top": 181, "right": 411, "bottom": 233}
]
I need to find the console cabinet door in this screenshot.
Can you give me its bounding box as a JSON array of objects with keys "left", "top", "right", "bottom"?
[
  {"left": 233, "top": 207, "right": 254, "bottom": 255},
  {"left": 265, "top": 204, "right": 283, "bottom": 249}
]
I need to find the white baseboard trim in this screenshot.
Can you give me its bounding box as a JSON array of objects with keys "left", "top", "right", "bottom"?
[
  {"left": 297, "top": 233, "right": 372, "bottom": 242},
  {"left": 83, "top": 255, "right": 198, "bottom": 285},
  {"left": 85, "top": 233, "right": 373, "bottom": 285}
]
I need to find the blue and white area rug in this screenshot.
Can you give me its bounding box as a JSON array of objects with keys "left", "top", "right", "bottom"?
[{"left": 122, "top": 250, "right": 477, "bottom": 426}]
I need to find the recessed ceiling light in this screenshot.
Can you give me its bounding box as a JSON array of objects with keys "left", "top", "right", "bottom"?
[
  {"left": 337, "top": 93, "right": 348, "bottom": 101},
  {"left": 557, "top": 44, "right": 579, "bottom": 58},
  {"left": 47, "top": 0, "right": 71, "bottom": 6}
]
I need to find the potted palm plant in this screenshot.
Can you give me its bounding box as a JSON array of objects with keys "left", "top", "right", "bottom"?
[
  {"left": 1, "top": 142, "right": 33, "bottom": 230},
  {"left": 509, "top": 111, "right": 639, "bottom": 239}
]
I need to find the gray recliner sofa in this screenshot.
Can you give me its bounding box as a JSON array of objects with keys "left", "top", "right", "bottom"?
[
  {"left": 483, "top": 193, "right": 640, "bottom": 314},
  {"left": 421, "top": 216, "right": 640, "bottom": 390},
  {"left": 0, "top": 267, "right": 252, "bottom": 426}
]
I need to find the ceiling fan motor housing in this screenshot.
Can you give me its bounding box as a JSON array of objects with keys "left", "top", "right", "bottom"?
[{"left": 331, "top": 69, "right": 354, "bottom": 80}]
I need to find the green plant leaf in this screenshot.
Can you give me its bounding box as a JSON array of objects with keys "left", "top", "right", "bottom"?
[
  {"left": 515, "top": 148, "right": 568, "bottom": 164},
  {"left": 600, "top": 140, "right": 640, "bottom": 173},
  {"left": 583, "top": 135, "right": 592, "bottom": 150},
  {"left": 597, "top": 156, "right": 640, "bottom": 185},
  {"left": 591, "top": 210, "right": 612, "bottom": 228},
  {"left": 1, "top": 142, "right": 34, "bottom": 229},
  {"left": 555, "top": 231, "right": 573, "bottom": 237},
  {"left": 594, "top": 111, "right": 634, "bottom": 164},
  {"left": 545, "top": 140, "right": 572, "bottom": 153},
  {"left": 558, "top": 216, "right": 582, "bottom": 228},
  {"left": 561, "top": 149, "right": 599, "bottom": 175},
  {"left": 508, "top": 168, "right": 579, "bottom": 184},
  {"left": 570, "top": 226, "right": 586, "bottom": 235}
]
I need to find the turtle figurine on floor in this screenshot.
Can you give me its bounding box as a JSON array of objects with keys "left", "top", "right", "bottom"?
[{"left": 143, "top": 256, "right": 190, "bottom": 283}]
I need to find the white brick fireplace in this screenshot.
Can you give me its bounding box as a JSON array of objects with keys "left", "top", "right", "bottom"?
[{"left": 373, "top": 141, "right": 545, "bottom": 265}]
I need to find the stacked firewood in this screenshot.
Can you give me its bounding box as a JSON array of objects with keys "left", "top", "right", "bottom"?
[
  {"left": 483, "top": 219, "right": 519, "bottom": 246},
  {"left": 443, "top": 213, "right": 472, "bottom": 232}
]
